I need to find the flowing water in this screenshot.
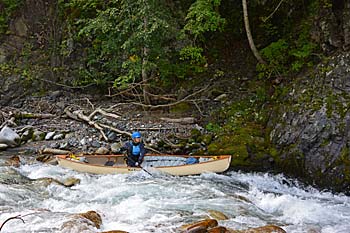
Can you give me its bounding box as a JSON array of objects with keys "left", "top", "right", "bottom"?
[{"left": 1, "top": 157, "right": 350, "bottom": 233}]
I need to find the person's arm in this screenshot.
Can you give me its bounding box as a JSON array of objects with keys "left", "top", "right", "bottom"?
[
  {"left": 138, "top": 143, "right": 146, "bottom": 164},
  {"left": 119, "top": 142, "right": 129, "bottom": 153}
]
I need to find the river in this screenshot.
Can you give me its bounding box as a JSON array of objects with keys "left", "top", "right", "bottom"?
[{"left": 0, "top": 157, "right": 350, "bottom": 233}]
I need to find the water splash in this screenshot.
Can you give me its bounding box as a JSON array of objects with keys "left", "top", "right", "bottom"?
[{"left": 0, "top": 161, "right": 349, "bottom": 232}]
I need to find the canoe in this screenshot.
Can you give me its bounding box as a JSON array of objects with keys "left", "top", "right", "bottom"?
[{"left": 56, "top": 154, "right": 231, "bottom": 176}]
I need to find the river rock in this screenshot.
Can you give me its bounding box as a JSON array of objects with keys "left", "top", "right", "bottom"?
[
  {"left": 207, "top": 210, "right": 229, "bottom": 220},
  {"left": 33, "top": 130, "right": 45, "bottom": 141},
  {"left": 0, "top": 143, "right": 8, "bottom": 150},
  {"left": 21, "top": 128, "right": 34, "bottom": 142},
  {"left": 181, "top": 219, "right": 218, "bottom": 232},
  {"left": 61, "top": 210, "right": 102, "bottom": 232},
  {"left": 45, "top": 131, "right": 55, "bottom": 140},
  {"left": 5, "top": 155, "right": 21, "bottom": 167},
  {"left": 78, "top": 211, "right": 102, "bottom": 229},
  {"left": 111, "top": 142, "right": 123, "bottom": 153},
  {"left": 229, "top": 225, "right": 286, "bottom": 233},
  {"left": 53, "top": 133, "right": 64, "bottom": 140},
  {"left": 207, "top": 226, "right": 228, "bottom": 233},
  {"left": 101, "top": 231, "right": 129, "bottom": 233},
  {"left": 0, "top": 126, "right": 20, "bottom": 147},
  {"left": 63, "top": 177, "right": 80, "bottom": 187},
  {"left": 184, "top": 225, "right": 207, "bottom": 233},
  {"left": 95, "top": 147, "right": 109, "bottom": 155}
]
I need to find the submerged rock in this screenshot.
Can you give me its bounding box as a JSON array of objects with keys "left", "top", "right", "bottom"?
[
  {"left": 228, "top": 225, "right": 286, "bottom": 233},
  {"left": 207, "top": 210, "right": 229, "bottom": 220}
]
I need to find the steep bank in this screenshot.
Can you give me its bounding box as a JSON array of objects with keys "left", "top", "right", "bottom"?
[{"left": 270, "top": 52, "right": 350, "bottom": 193}]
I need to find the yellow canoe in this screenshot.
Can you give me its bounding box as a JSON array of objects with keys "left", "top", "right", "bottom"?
[{"left": 56, "top": 154, "right": 231, "bottom": 176}]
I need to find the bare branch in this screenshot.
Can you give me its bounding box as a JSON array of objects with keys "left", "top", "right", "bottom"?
[
  {"left": 0, "top": 215, "right": 25, "bottom": 232},
  {"left": 262, "top": 0, "right": 285, "bottom": 22}
]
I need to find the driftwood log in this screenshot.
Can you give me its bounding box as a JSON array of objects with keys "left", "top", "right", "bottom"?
[{"left": 160, "top": 117, "right": 196, "bottom": 124}]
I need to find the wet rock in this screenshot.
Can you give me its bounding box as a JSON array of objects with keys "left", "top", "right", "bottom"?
[
  {"left": 91, "top": 140, "right": 101, "bottom": 148},
  {"left": 181, "top": 219, "right": 218, "bottom": 232},
  {"left": 101, "top": 231, "right": 129, "bottom": 233},
  {"left": 45, "top": 131, "right": 55, "bottom": 140},
  {"left": 207, "top": 210, "right": 229, "bottom": 220},
  {"left": 68, "top": 137, "right": 79, "bottom": 147},
  {"left": 49, "top": 142, "right": 59, "bottom": 149},
  {"left": 0, "top": 126, "right": 20, "bottom": 147},
  {"left": 270, "top": 53, "right": 350, "bottom": 193},
  {"left": 33, "top": 177, "right": 80, "bottom": 187},
  {"left": 21, "top": 128, "right": 34, "bottom": 142},
  {"left": 207, "top": 226, "right": 228, "bottom": 233},
  {"left": 63, "top": 177, "right": 80, "bottom": 187},
  {"left": 59, "top": 142, "right": 70, "bottom": 150},
  {"left": 33, "top": 130, "right": 45, "bottom": 141},
  {"left": 184, "top": 225, "right": 207, "bottom": 233},
  {"left": 78, "top": 210, "right": 102, "bottom": 229},
  {"left": 5, "top": 155, "right": 21, "bottom": 167},
  {"left": 230, "top": 225, "right": 286, "bottom": 233},
  {"left": 107, "top": 131, "right": 118, "bottom": 141},
  {"left": 53, "top": 133, "right": 64, "bottom": 140},
  {"left": 0, "top": 143, "right": 8, "bottom": 150},
  {"left": 111, "top": 142, "right": 123, "bottom": 153},
  {"left": 95, "top": 147, "right": 109, "bottom": 155}
]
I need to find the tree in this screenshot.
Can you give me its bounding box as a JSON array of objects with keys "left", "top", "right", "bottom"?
[
  {"left": 242, "top": 0, "right": 266, "bottom": 64},
  {"left": 74, "top": 0, "right": 179, "bottom": 103}
]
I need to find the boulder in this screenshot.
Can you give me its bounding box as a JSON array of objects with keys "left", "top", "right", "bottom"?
[
  {"left": 207, "top": 226, "right": 228, "bottom": 233},
  {"left": 78, "top": 211, "right": 102, "bottom": 229},
  {"left": 229, "top": 225, "right": 286, "bottom": 233},
  {"left": 181, "top": 219, "right": 218, "bottom": 232},
  {"left": 60, "top": 210, "right": 102, "bottom": 232},
  {"left": 0, "top": 126, "right": 20, "bottom": 147},
  {"left": 95, "top": 147, "right": 110, "bottom": 155}
]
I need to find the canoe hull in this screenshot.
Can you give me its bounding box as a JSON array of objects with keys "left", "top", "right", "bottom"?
[{"left": 56, "top": 154, "right": 231, "bottom": 176}]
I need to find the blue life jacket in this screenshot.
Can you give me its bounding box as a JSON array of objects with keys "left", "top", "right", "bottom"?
[{"left": 131, "top": 142, "right": 141, "bottom": 156}]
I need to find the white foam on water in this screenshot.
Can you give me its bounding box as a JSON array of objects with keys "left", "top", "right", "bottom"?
[{"left": 0, "top": 163, "right": 349, "bottom": 232}]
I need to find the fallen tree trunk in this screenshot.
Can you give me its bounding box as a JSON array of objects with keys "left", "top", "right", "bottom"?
[{"left": 160, "top": 117, "right": 196, "bottom": 124}]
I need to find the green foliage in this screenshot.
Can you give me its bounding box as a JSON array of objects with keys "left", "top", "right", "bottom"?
[
  {"left": 180, "top": 46, "right": 206, "bottom": 65},
  {"left": 62, "top": 0, "right": 191, "bottom": 87},
  {"left": 257, "top": 39, "right": 289, "bottom": 78},
  {"left": 257, "top": 21, "right": 317, "bottom": 79},
  {"left": 0, "top": 0, "right": 23, "bottom": 35},
  {"left": 182, "top": 0, "right": 226, "bottom": 41}
]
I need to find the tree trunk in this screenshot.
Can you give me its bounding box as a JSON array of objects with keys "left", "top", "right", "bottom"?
[{"left": 242, "top": 0, "right": 266, "bottom": 64}]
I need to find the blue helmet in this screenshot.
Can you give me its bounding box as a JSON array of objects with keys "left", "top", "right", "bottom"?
[{"left": 131, "top": 131, "right": 141, "bottom": 139}]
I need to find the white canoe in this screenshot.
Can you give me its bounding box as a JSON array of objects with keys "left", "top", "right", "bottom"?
[{"left": 56, "top": 154, "right": 231, "bottom": 176}]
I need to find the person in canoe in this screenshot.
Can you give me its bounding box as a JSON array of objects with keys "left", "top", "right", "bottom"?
[{"left": 121, "top": 131, "right": 146, "bottom": 167}]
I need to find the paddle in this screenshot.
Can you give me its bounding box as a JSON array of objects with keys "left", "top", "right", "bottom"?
[{"left": 123, "top": 153, "right": 153, "bottom": 177}]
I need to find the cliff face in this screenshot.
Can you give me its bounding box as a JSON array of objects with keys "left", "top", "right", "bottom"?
[
  {"left": 0, "top": 0, "right": 64, "bottom": 105},
  {"left": 271, "top": 52, "right": 350, "bottom": 193},
  {"left": 270, "top": 1, "right": 350, "bottom": 193}
]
